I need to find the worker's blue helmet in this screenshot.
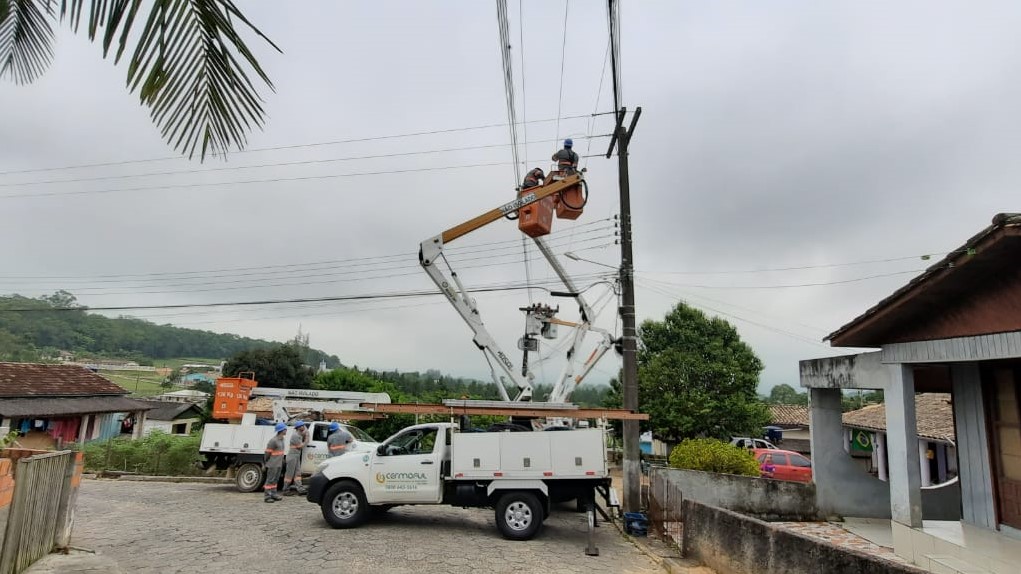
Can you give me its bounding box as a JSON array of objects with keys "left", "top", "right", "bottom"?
[
  {"left": 293, "top": 420, "right": 306, "bottom": 429},
  {"left": 274, "top": 422, "right": 287, "bottom": 433},
  {"left": 564, "top": 138, "right": 573, "bottom": 148},
  {"left": 329, "top": 422, "right": 340, "bottom": 432}
]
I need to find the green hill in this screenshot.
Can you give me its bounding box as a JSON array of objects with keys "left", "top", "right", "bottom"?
[{"left": 0, "top": 291, "right": 341, "bottom": 367}]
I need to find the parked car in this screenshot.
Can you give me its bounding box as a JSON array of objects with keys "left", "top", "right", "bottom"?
[
  {"left": 753, "top": 448, "right": 812, "bottom": 483},
  {"left": 730, "top": 437, "right": 778, "bottom": 450}
]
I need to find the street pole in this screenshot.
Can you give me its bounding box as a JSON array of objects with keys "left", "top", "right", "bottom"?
[{"left": 607, "top": 106, "right": 641, "bottom": 512}]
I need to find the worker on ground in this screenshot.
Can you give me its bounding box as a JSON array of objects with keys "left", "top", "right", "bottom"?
[
  {"left": 283, "top": 420, "right": 309, "bottom": 495},
  {"left": 551, "top": 138, "right": 579, "bottom": 174},
  {"left": 326, "top": 421, "right": 355, "bottom": 457},
  {"left": 521, "top": 167, "right": 545, "bottom": 190},
  {"left": 263, "top": 422, "right": 287, "bottom": 503}
]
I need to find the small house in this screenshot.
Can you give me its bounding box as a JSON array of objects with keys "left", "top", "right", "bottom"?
[{"left": 141, "top": 401, "right": 204, "bottom": 436}]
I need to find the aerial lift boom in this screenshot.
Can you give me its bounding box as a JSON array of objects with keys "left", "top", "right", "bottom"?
[{"left": 419, "top": 174, "right": 616, "bottom": 403}]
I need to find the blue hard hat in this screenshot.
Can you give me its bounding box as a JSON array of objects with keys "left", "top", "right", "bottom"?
[
  {"left": 274, "top": 422, "right": 287, "bottom": 433},
  {"left": 564, "top": 138, "right": 573, "bottom": 147},
  {"left": 329, "top": 422, "right": 341, "bottom": 432},
  {"left": 293, "top": 420, "right": 306, "bottom": 429}
]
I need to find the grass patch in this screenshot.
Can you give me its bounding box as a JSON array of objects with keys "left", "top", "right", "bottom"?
[{"left": 83, "top": 431, "right": 204, "bottom": 476}]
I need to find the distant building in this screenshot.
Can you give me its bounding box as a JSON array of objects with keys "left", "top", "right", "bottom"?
[
  {"left": 768, "top": 404, "right": 811, "bottom": 454},
  {"left": 156, "top": 389, "right": 210, "bottom": 404},
  {"left": 141, "top": 401, "right": 204, "bottom": 436},
  {"left": 180, "top": 373, "right": 215, "bottom": 387},
  {"left": 0, "top": 362, "right": 152, "bottom": 449}
]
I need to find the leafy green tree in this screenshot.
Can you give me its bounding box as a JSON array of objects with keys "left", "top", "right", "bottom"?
[
  {"left": 631, "top": 302, "right": 770, "bottom": 442},
  {"left": 0, "top": 0, "right": 279, "bottom": 159},
  {"left": 223, "top": 344, "right": 313, "bottom": 389},
  {"left": 766, "top": 383, "right": 808, "bottom": 405}
]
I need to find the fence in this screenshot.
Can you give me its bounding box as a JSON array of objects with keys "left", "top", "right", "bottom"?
[{"left": 0, "top": 450, "right": 82, "bottom": 574}]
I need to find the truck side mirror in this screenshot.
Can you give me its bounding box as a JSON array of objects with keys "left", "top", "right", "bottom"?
[{"left": 377, "top": 444, "right": 387, "bottom": 456}]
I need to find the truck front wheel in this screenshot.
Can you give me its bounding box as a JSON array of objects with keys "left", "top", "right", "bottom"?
[
  {"left": 321, "top": 480, "right": 368, "bottom": 529},
  {"left": 235, "top": 463, "right": 264, "bottom": 493},
  {"left": 495, "top": 491, "right": 544, "bottom": 540}
]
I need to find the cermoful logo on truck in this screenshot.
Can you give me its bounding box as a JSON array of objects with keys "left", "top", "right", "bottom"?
[{"left": 375, "top": 472, "right": 429, "bottom": 485}]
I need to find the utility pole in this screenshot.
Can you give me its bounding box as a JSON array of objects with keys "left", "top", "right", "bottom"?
[{"left": 606, "top": 106, "right": 641, "bottom": 512}]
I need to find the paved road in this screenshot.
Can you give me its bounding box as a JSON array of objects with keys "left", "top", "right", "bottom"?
[{"left": 71, "top": 480, "right": 662, "bottom": 574}]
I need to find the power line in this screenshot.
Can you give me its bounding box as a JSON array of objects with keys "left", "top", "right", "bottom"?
[
  {"left": 636, "top": 269, "right": 925, "bottom": 290},
  {"left": 0, "top": 218, "right": 615, "bottom": 282},
  {"left": 640, "top": 253, "right": 949, "bottom": 276},
  {"left": 0, "top": 137, "right": 594, "bottom": 189},
  {"left": 637, "top": 279, "right": 828, "bottom": 347},
  {"left": 554, "top": 0, "right": 571, "bottom": 146},
  {"left": 0, "top": 273, "right": 616, "bottom": 313},
  {"left": 0, "top": 113, "right": 612, "bottom": 177},
  {"left": 0, "top": 161, "right": 505, "bottom": 201}
]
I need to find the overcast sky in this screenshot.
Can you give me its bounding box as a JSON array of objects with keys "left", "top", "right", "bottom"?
[{"left": 2, "top": 1, "right": 1019, "bottom": 395}]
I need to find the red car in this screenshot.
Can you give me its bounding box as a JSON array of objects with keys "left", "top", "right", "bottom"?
[{"left": 753, "top": 448, "right": 813, "bottom": 483}]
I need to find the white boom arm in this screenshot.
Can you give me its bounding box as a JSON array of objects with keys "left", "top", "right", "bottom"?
[{"left": 419, "top": 174, "right": 616, "bottom": 403}]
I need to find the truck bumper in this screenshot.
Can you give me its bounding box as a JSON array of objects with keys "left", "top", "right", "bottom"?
[{"left": 306, "top": 472, "right": 328, "bottom": 504}]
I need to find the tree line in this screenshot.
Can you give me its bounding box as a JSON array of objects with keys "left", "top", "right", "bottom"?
[{"left": 0, "top": 291, "right": 342, "bottom": 367}]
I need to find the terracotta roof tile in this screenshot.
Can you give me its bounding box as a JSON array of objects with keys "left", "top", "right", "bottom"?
[
  {"left": 842, "top": 393, "right": 954, "bottom": 443},
  {"left": 769, "top": 404, "right": 810, "bottom": 427},
  {"left": 0, "top": 362, "right": 127, "bottom": 397}
]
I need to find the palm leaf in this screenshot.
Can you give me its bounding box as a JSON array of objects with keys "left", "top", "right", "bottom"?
[
  {"left": 62, "top": 0, "right": 281, "bottom": 160},
  {"left": 0, "top": 0, "right": 279, "bottom": 160},
  {"left": 0, "top": 0, "right": 56, "bottom": 85}
]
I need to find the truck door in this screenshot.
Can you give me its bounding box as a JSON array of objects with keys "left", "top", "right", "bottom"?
[
  {"left": 302, "top": 422, "right": 332, "bottom": 473},
  {"left": 369, "top": 426, "right": 443, "bottom": 504}
]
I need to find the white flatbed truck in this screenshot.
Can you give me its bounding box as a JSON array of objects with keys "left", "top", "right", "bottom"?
[
  {"left": 306, "top": 422, "right": 615, "bottom": 541},
  {"left": 200, "top": 418, "right": 379, "bottom": 492}
]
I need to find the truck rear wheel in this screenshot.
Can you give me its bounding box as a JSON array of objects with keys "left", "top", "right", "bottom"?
[
  {"left": 321, "top": 480, "right": 368, "bottom": 529},
  {"left": 495, "top": 491, "right": 544, "bottom": 541},
  {"left": 235, "top": 463, "right": 264, "bottom": 493}
]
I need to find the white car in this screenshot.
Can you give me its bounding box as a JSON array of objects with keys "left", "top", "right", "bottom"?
[{"left": 730, "top": 437, "right": 778, "bottom": 450}]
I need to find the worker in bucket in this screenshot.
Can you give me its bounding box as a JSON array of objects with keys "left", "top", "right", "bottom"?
[
  {"left": 326, "top": 421, "right": 355, "bottom": 457},
  {"left": 262, "top": 422, "right": 287, "bottom": 503},
  {"left": 551, "top": 138, "right": 579, "bottom": 174},
  {"left": 521, "top": 167, "right": 545, "bottom": 190},
  {"left": 283, "top": 420, "right": 309, "bottom": 495}
]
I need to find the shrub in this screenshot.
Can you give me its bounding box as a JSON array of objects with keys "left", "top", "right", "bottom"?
[
  {"left": 668, "top": 438, "right": 760, "bottom": 477},
  {"left": 83, "top": 431, "right": 204, "bottom": 476}
]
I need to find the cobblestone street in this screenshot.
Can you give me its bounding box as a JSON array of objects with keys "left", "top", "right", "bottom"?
[{"left": 69, "top": 480, "right": 662, "bottom": 574}]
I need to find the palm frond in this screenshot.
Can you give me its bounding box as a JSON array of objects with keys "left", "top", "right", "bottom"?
[
  {"left": 61, "top": 0, "right": 280, "bottom": 160},
  {"left": 0, "top": 0, "right": 56, "bottom": 85}
]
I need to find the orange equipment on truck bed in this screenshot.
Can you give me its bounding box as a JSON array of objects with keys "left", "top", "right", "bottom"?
[{"left": 212, "top": 372, "right": 257, "bottom": 420}]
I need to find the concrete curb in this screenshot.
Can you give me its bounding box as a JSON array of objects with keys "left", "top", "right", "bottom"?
[
  {"left": 606, "top": 514, "right": 713, "bottom": 574},
  {"left": 91, "top": 475, "right": 232, "bottom": 485}
]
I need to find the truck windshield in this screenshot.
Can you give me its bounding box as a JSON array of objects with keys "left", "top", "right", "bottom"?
[{"left": 346, "top": 425, "right": 376, "bottom": 443}]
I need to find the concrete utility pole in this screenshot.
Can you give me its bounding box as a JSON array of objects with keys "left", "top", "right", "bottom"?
[{"left": 606, "top": 106, "right": 642, "bottom": 512}]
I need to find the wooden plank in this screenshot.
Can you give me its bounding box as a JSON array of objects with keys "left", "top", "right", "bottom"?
[
  {"left": 360, "top": 402, "right": 649, "bottom": 420},
  {"left": 440, "top": 175, "right": 582, "bottom": 244}
]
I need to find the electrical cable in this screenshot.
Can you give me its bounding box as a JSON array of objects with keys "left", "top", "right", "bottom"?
[
  {"left": 636, "top": 269, "right": 926, "bottom": 290},
  {"left": 0, "top": 113, "right": 613, "bottom": 177}
]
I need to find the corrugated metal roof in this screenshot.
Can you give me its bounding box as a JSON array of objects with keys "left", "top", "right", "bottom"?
[
  {"left": 842, "top": 393, "right": 955, "bottom": 443},
  {"left": 0, "top": 396, "right": 154, "bottom": 417},
  {"left": 0, "top": 362, "right": 127, "bottom": 397}
]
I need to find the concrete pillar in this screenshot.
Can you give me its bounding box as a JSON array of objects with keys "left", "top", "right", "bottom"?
[
  {"left": 78, "top": 415, "right": 89, "bottom": 445},
  {"left": 809, "top": 388, "right": 849, "bottom": 515},
  {"left": 919, "top": 441, "right": 932, "bottom": 487},
  {"left": 876, "top": 432, "right": 888, "bottom": 482},
  {"left": 951, "top": 362, "right": 996, "bottom": 528},
  {"left": 885, "top": 364, "right": 922, "bottom": 527},
  {"left": 843, "top": 428, "right": 851, "bottom": 453},
  {"left": 132, "top": 411, "right": 146, "bottom": 440}
]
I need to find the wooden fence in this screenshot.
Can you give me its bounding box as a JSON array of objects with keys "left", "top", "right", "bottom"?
[{"left": 0, "top": 451, "right": 77, "bottom": 574}]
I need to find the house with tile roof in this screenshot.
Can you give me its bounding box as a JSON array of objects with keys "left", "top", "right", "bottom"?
[
  {"left": 768, "top": 404, "right": 811, "bottom": 453},
  {"left": 841, "top": 393, "right": 957, "bottom": 486},
  {"left": 0, "top": 362, "right": 153, "bottom": 449}
]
